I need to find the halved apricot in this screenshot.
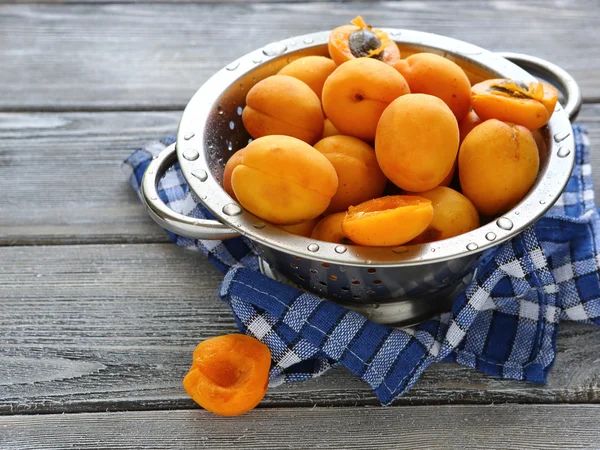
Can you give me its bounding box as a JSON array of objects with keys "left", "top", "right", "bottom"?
[
  {"left": 311, "top": 212, "right": 350, "bottom": 244},
  {"left": 341, "top": 195, "right": 433, "bottom": 246},
  {"left": 471, "top": 79, "right": 558, "bottom": 130},
  {"left": 183, "top": 334, "right": 271, "bottom": 417},
  {"left": 278, "top": 56, "right": 337, "bottom": 102}
]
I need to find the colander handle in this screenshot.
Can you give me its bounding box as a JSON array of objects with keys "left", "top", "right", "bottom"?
[
  {"left": 140, "top": 143, "right": 241, "bottom": 240},
  {"left": 497, "top": 52, "right": 582, "bottom": 122}
]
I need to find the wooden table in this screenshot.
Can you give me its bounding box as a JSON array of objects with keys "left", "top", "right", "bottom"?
[{"left": 2, "top": 1, "right": 600, "bottom": 448}]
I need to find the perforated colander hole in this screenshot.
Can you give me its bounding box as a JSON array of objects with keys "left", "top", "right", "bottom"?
[
  {"left": 319, "top": 281, "right": 327, "bottom": 286},
  {"left": 321, "top": 263, "right": 330, "bottom": 268},
  {"left": 352, "top": 295, "right": 361, "bottom": 300},
  {"left": 290, "top": 263, "right": 298, "bottom": 269},
  {"left": 309, "top": 269, "right": 318, "bottom": 274},
  {"left": 367, "top": 268, "right": 377, "bottom": 273},
  {"left": 367, "top": 290, "right": 375, "bottom": 295},
  {"left": 341, "top": 287, "right": 350, "bottom": 292},
  {"left": 351, "top": 280, "right": 361, "bottom": 285},
  {"left": 294, "top": 256, "right": 301, "bottom": 261},
  {"left": 329, "top": 275, "right": 338, "bottom": 281},
  {"left": 296, "top": 274, "right": 306, "bottom": 281},
  {"left": 372, "top": 280, "right": 382, "bottom": 285}
]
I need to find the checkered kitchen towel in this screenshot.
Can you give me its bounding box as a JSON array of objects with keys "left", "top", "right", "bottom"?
[{"left": 125, "top": 125, "right": 600, "bottom": 405}]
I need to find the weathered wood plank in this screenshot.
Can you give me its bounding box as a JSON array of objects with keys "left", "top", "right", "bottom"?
[
  {"left": 1, "top": 1, "right": 598, "bottom": 110},
  {"left": 1, "top": 243, "right": 600, "bottom": 414},
  {"left": 2, "top": 405, "right": 600, "bottom": 450},
  {"left": 1, "top": 105, "right": 599, "bottom": 246}
]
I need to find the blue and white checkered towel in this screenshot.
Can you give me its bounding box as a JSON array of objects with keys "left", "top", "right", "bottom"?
[{"left": 125, "top": 125, "right": 599, "bottom": 405}]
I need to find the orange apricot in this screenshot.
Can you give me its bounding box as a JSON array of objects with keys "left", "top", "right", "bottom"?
[
  {"left": 322, "top": 58, "right": 410, "bottom": 141},
  {"left": 322, "top": 118, "right": 341, "bottom": 139},
  {"left": 394, "top": 53, "right": 471, "bottom": 121},
  {"left": 409, "top": 186, "right": 480, "bottom": 244},
  {"left": 459, "top": 119, "right": 539, "bottom": 215},
  {"left": 438, "top": 158, "right": 457, "bottom": 187},
  {"left": 223, "top": 148, "right": 245, "bottom": 200},
  {"left": 183, "top": 334, "right": 271, "bottom": 417},
  {"left": 375, "top": 94, "right": 459, "bottom": 192},
  {"left": 311, "top": 212, "right": 350, "bottom": 244},
  {"left": 279, "top": 218, "right": 320, "bottom": 238},
  {"left": 242, "top": 75, "right": 324, "bottom": 144},
  {"left": 314, "top": 135, "right": 387, "bottom": 214},
  {"left": 458, "top": 110, "right": 482, "bottom": 143},
  {"left": 471, "top": 79, "right": 558, "bottom": 130},
  {"left": 328, "top": 16, "right": 401, "bottom": 66},
  {"left": 278, "top": 56, "right": 337, "bottom": 102},
  {"left": 341, "top": 195, "right": 433, "bottom": 247},
  {"left": 231, "top": 135, "right": 338, "bottom": 225}
]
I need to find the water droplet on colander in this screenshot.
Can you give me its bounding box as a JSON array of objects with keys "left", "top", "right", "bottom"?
[
  {"left": 485, "top": 232, "right": 497, "bottom": 241},
  {"left": 303, "top": 37, "right": 314, "bottom": 44},
  {"left": 248, "top": 138, "right": 253, "bottom": 145},
  {"left": 262, "top": 42, "right": 287, "bottom": 57},
  {"left": 392, "top": 246, "right": 408, "bottom": 254},
  {"left": 557, "top": 147, "right": 571, "bottom": 158},
  {"left": 555, "top": 104, "right": 562, "bottom": 112},
  {"left": 514, "top": 211, "right": 520, "bottom": 215},
  {"left": 539, "top": 200, "right": 546, "bottom": 205},
  {"left": 229, "top": 121, "right": 235, "bottom": 130},
  {"left": 289, "top": 40, "right": 297, "bottom": 46},
  {"left": 431, "top": 248, "right": 436, "bottom": 252},
  {"left": 183, "top": 149, "right": 199, "bottom": 161},
  {"left": 191, "top": 169, "right": 208, "bottom": 182},
  {"left": 201, "top": 195, "right": 208, "bottom": 200},
  {"left": 147, "top": 170, "right": 154, "bottom": 175},
  {"left": 222, "top": 204, "right": 242, "bottom": 216},
  {"left": 390, "top": 30, "right": 402, "bottom": 36},
  {"left": 365, "top": 260, "right": 372, "bottom": 264},
  {"left": 226, "top": 61, "right": 240, "bottom": 71},
  {"left": 335, "top": 245, "right": 347, "bottom": 254},
  {"left": 237, "top": 106, "right": 243, "bottom": 116},
  {"left": 150, "top": 196, "right": 157, "bottom": 201},
  {"left": 466, "top": 242, "right": 479, "bottom": 251},
  {"left": 252, "top": 55, "right": 263, "bottom": 64},
  {"left": 372, "top": 303, "right": 380, "bottom": 309},
  {"left": 307, "top": 243, "right": 320, "bottom": 252},
  {"left": 184, "top": 132, "right": 195, "bottom": 140},
  {"left": 227, "top": 141, "right": 233, "bottom": 151},
  {"left": 339, "top": 266, "right": 346, "bottom": 272},
  {"left": 253, "top": 222, "right": 265, "bottom": 229},
  {"left": 152, "top": 155, "right": 159, "bottom": 160},
  {"left": 554, "top": 132, "right": 570, "bottom": 142},
  {"left": 217, "top": 104, "right": 224, "bottom": 115},
  {"left": 496, "top": 217, "right": 513, "bottom": 230}
]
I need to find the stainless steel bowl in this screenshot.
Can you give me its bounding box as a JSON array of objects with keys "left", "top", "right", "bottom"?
[{"left": 140, "top": 29, "right": 581, "bottom": 326}]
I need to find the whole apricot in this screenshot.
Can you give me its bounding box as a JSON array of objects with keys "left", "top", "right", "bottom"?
[
  {"left": 322, "top": 118, "right": 341, "bottom": 139},
  {"left": 183, "top": 334, "right": 271, "bottom": 417},
  {"left": 459, "top": 119, "right": 539, "bottom": 215},
  {"left": 322, "top": 58, "right": 410, "bottom": 141},
  {"left": 242, "top": 75, "right": 324, "bottom": 144},
  {"left": 410, "top": 186, "right": 480, "bottom": 244},
  {"left": 458, "top": 110, "right": 482, "bottom": 143},
  {"left": 439, "top": 159, "right": 457, "bottom": 187},
  {"left": 311, "top": 212, "right": 350, "bottom": 244},
  {"left": 231, "top": 135, "right": 338, "bottom": 225},
  {"left": 279, "top": 218, "right": 320, "bottom": 238},
  {"left": 278, "top": 56, "right": 337, "bottom": 102},
  {"left": 394, "top": 53, "right": 471, "bottom": 121},
  {"left": 223, "top": 148, "right": 245, "bottom": 200},
  {"left": 375, "top": 94, "right": 459, "bottom": 192},
  {"left": 471, "top": 79, "right": 558, "bottom": 130},
  {"left": 314, "top": 135, "right": 387, "bottom": 214},
  {"left": 341, "top": 195, "right": 433, "bottom": 247}
]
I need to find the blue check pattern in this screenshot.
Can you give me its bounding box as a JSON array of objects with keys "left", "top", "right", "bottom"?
[{"left": 125, "top": 126, "right": 600, "bottom": 405}]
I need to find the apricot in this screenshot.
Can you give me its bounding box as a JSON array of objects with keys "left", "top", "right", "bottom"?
[
  {"left": 471, "top": 79, "right": 558, "bottom": 130},
  {"left": 322, "top": 58, "right": 410, "bottom": 141},
  {"left": 311, "top": 212, "right": 350, "bottom": 244},
  {"left": 458, "top": 110, "right": 482, "bottom": 143},
  {"left": 183, "top": 334, "right": 271, "bottom": 417},
  {"left": 410, "top": 186, "right": 480, "bottom": 244},
  {"left": 341, "top": 195, "right": 433, "bottom": 247},
  {"left": 328, "top": 16, "right": 401, "bottom": 66},
  {"left": 459, "top": 119, "right": 539, "bottom": 215},
  {"left": 278, "top": 56, "right": 337, "bottom": 102},
  {"left": 375, "top": 94, "right": 459, "bottom": 192},
  {"left": 231, "top": 135, "right": 338, "bottom": 225},
  {"left": 223, "top": 148, "right": 245, "bottom": 200},
  {"left": 279, "top": 218, "right": 319, "bottom": 238},
  {"left": 439, "top": 159, "right": 457, "bottom": 187},
  {"left": 314, "top": 135, "right": 387, "bottom": 214},
  {"left": 242, "top": 75, "right": 324, "bottom": 145},
  {"left": 322, "top": 118, "right": 341, "bottom": 139},
  {"left": 394, "top": 53, "right": 471, "bottom": 121}
]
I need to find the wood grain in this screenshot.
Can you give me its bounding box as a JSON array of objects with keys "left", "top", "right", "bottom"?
[
  {"left": 1, "top": 243, "right": 600, "bottom": 414},
  {"left": 3, "top": 405, "right": 600, "bottom": 450},
  {"left": 0, "top": 1, "right": 598, "bottom": 110}
]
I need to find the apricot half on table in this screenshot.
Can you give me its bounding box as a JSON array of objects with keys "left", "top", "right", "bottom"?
[
  {"left": 322, "top": 58, "right": 410, "bottom": 141},
  {"left": 471, "top": 79, "right": 559, "bottom": 130},
  {"left": 311, "top": 212, "right": 349, "bottom": 244},
  {"left": 242, "top": 75, "right": 324, "bottom": 145},
  {"left": 278, "top": 56, "right": 337, "bottom": 102},
  {"left": 314, "top": 135, "right": 387, "bottom": 214},
  {"left": 459, "top": 119, "right": 540, "bottom": 216},
  {"left": 376, "top": 94, "right": 459, "bottom": 192},
  {"left": 341, "top": 196, "right": 433, "bottom": 247},
  {"left": 328, "top": 16, "right": 401, "bottom": 66},
  {"left": 394, "top": 52, "right": 472, "bottom": 121},
  {"left": 231, "top": 135, "right": 338, "bottom": 225},
  {"left": 183, "top": 334, "right": 271, "bottom": 417},
  {"left": 410, "top": 186, "right": 480, "bottom": 244}
]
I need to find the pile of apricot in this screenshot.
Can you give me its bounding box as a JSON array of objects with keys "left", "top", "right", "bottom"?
[{"left": 224, "top": 16, "right": 559, "bottom": 248}]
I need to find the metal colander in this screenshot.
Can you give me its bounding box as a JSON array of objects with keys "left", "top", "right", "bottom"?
[{"left": 141, "top": 29, "right": 581, "bottom": 326}]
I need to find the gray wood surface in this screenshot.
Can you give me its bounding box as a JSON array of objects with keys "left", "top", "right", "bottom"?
[
  {"left": 3, "top": 405, "right": 600, "bottom": 450},
  {"left": 1, "top": 1, "right": 598, "bottom": 111},
  {"left": 1, "top": 105, "right": 598, "bottom": 246}
]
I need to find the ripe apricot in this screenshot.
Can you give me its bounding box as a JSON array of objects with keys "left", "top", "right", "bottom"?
[
  {"left": 322, "top": 58, "right": 410, "bottom": 141},
  {"left": 459, "top": 119, "right": 539, "bottom": 215},
  {"left": 279, "top": 218, "right": 320, "bottom": 238},
  {"left": 375, "top": 94, "right": 459, "bottom": 192},
  {"left": 314, "top": 135, "right": 387, "bottom": 214},
  {"left": 322, "top": 118, "right": 341, "bottom": 139},
  {"left": 231, "top": 135, "right": 338, "bottom": 225},
  {"left": 458, "top": 110, "right": 482, "bottom": 143},
  {"left": 328, "top": 16, "right": 401, "bottom": 66},
  {"left": 311, "top": 212, "right": 350, "bottom": 244},
  {"left": 439, "top": 159, "right": 457, "bottom": 187},
  {"left": 242, "top": 75, "right": 324, "bottom": 144},
  {"left": 341, "top": 195, "right": 433, "bottom": 247},
  {"left": 394, "top": 53, "right": 471, "bottom": 121},
  {"left": 223, "top": 148, "right": 245, "bottom": 200},
  {"left": 183, "top": 334, "right": 271, "bottom": 417},
  {"left": 471, "top": 79, "right": 558, "bottom": 130},
  {"left": 410, "top": 186, "right": 480, "bottom": 244},
  {"left": 278, "top": 56, "right": 337, "bottom": 102}
]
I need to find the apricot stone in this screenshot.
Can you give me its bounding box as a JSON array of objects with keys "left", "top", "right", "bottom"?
[{"left": 278, "top": 56, "right": 337, "bottom": 102}]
